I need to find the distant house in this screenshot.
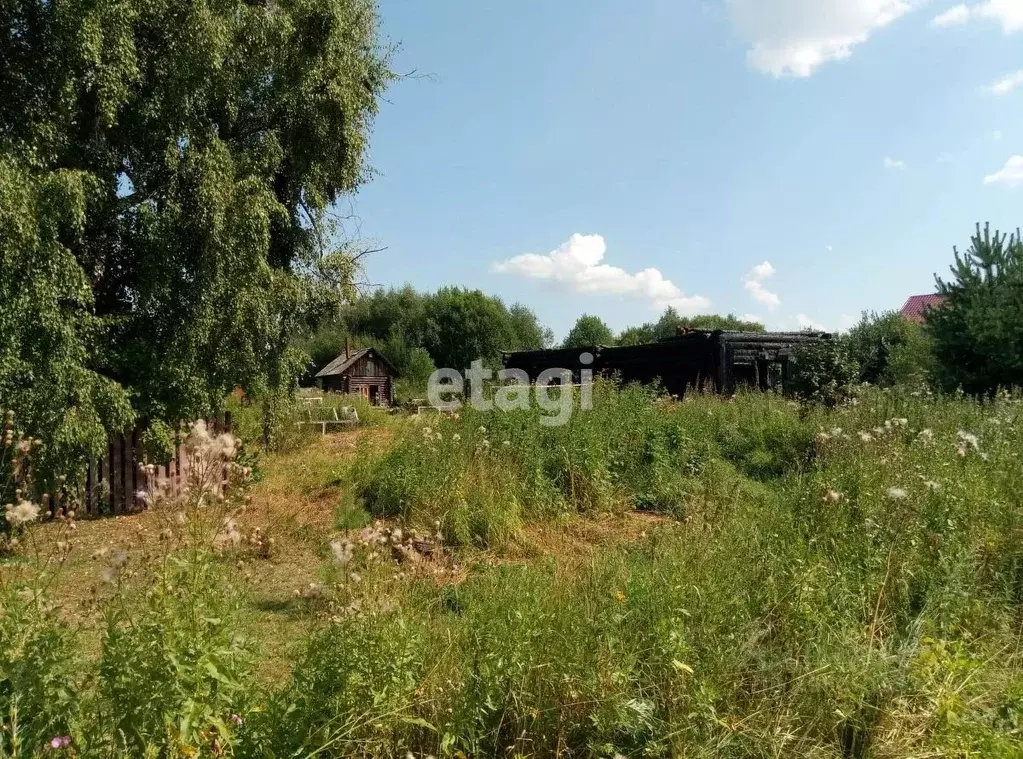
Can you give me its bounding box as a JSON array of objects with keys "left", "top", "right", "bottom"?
[
  {"left": 900, "top": 294, "right": 946, "bottom": 324},
  {"left": 314, "top": 347, "right": 399, "bottom": 406}
]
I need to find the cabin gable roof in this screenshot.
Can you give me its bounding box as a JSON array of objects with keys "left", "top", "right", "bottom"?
[{"left": 315, "top": 348, "right": 400, "bottom": 379}]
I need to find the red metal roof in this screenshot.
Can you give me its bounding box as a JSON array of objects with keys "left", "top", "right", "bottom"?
[{"left": 900, "top": 294, "right": 945, "bottom": 323}]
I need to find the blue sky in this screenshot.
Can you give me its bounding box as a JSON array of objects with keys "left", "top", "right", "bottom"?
[{"left": 349, "top": 0, "right": 1023, "bottom": 339}]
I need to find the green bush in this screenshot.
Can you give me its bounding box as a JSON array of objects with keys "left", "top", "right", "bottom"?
[
  {"left": 844, "top": 311, "right": 934, "bottom": 387},
  {"left": 789, "top": 338, "right": 859, "bottom": 408}
]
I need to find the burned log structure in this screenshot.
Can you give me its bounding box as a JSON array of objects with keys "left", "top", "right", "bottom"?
[{"left": 501, "top": 330, "right": 829, "bottom": 399}]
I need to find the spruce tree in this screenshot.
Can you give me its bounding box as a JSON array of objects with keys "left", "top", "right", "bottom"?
[{"left": 928, "top": 223, "right": 1023, "bottom": 395}]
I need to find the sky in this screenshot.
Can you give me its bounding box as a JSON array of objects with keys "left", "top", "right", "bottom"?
[{"left": 348, "top": 0, "right": 1023, "bottom": 339}]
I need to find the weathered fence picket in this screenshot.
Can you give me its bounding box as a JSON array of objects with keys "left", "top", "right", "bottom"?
[{"left": 77, "top": 412, "right": 231, "bottom": 516}]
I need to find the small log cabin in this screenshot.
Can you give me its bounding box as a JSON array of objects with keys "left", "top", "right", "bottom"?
[
  {"left": 502, "top": 329, "right": 830, "bottom": 399},
  {"left": 315, "top": 347, "right": 399, "bottom": 406}
]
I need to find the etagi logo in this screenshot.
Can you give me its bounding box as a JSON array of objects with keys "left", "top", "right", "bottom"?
[{"left": 427, "top": 353, "right": 595, "bottom": 427}]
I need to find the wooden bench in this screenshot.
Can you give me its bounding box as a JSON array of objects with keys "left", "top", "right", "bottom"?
[{"left": 297, "top": 406, "right": 359, "bottom": 434}]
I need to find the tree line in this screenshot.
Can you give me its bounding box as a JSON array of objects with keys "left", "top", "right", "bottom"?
[{"left": 299, "top": 290, "right": 768, "bottom": 395}]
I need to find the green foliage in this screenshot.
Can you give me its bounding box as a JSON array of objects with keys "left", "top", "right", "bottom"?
[
  {"left": 5, "top": 388, "right": 1023, "bottom": 756},
  {"left": 617, "top": 308, "right": 765, "bottom": 345},
  {"left": 789, "top": 338, "right": 859, "bottom": 408},
  {"left": 139, "top": 420, "right": 175, "bottom": 466},
  {"left": 928, "top": 223, "right": 1023, "bottom": 395},
  {"left": 844, "top": 310, "right": 935, "bottom": 387},
  {"left": 97, "top": 550, "right": 250, "bottom": 756},
  {"left": 562, "top": 313, "right": 616, "bottom": 348},
  {"left": 0, "top": 0, "right": 391, "bottom": 484},
  {"left": 303, "top": 286, "right": 552, "bottom": 378},
  {"left": 353, "top": 383, "right": 823, "bottom": 544},
  {"left": 0, "top": 586, "right": 81, "bottom": 755}
]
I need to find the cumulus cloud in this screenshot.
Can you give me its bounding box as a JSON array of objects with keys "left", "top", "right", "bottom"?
[
  {"left": 884, "top": 156, "right": 907, "bottom": 169},
  {"left": 932, "top": 2, "right": 1023, "bottom": 33},
  {"left": 493, "top": 234, "right": 711, "bottom": 314},
  {"left": 983, "top": 155, "right": 1023, "bottom": 187},
  {"left": 990, "top": 70, "right": 1023, "bottom": 95},
  {"left": 795, "top": 313, "right": 829, "bottom": 331},
  {"left": 742, "top": 261, "right": 782, "bottom": 311},
  {"left": 727, "top": 0, "right": 916, "bottom": 78}
]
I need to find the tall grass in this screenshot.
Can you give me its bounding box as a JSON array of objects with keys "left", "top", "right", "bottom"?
[{"left": 3, "top": 386, "right": 1022, "bottom": 756}]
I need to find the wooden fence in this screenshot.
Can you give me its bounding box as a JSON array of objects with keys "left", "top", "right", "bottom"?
[{"left": 79, "top": 412, "right": 232, "bottom": 516}]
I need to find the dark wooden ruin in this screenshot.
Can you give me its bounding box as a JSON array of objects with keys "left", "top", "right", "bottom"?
[
  {"left": 501, "top": 329, "right": 829, "bottom": 398},
  {"left": 315, "top": 346, "right": 399, "bottom": 406}
]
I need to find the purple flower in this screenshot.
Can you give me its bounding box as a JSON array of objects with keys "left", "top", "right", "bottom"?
[{"left": 48, "top": 735, "right": 71, "bottom": 749}]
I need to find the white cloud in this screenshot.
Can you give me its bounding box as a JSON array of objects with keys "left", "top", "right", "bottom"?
[
  {"left": 838, "top": 313, "right": 859, "bottom": 330},
  {"left": 740, "top": 313, "right": 764, "bottom": 325},
  {"left": 493, "top": 234, "right": 711, "bottom": 314},
  {"left": 983, "top": 155, "right": 1023, "bottom": 187},
  {"left": 932, "top": 2, "right": 1023, "bottom": 33},
  {"left": 826, "top": 244, "right": 834, "bottom": 252},
  {"left": 932, "top": 4, "right": 971, "bottom": 26},
  {"left": 742, "top": 260, "right": 782, "bottom": 311},
  {"left": 795, "top": 313, "right": 828, "bottom": 331},
  {"left": 990, "top": 70, "right": 1023, "bottom": 95},
  {"left": 727, "top": 0, "right": 916, "bottom": 78},
  {"left": 884, "top": 156, "right": 907, "bottom": 169},
  {"left": 993, "top": 129, "right": 1004, "bottom": 141}
]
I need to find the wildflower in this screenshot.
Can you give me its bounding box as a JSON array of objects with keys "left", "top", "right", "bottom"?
[
  {"left": 422, "top": 426, "right": 433, "bottom": 436},
  {"left": 478, "top": 426, "right": 487, "bottom": 434},
  {"left": 480, "top": 439, "right": 490, "bottom": 449},
  {"left": 924, "top": 480, "right": 941, "bottom": 492},
  {"left": 957, "top": 430, "right": 980, "bottom": 451},
  {"left": 917, "top": 429, "right": 934, "bottom": 443},
  {"left": 886, "top": 487, "right": 908, "bottom": 501},
  {"left": 823, "top": 489, "right": 844, "bottom": 503},
  {"left": 434, "top": 432, "right": 442, "bottom": 441},
  {"left": 830, "top": 427, "right": 843, "bottom": 437},
  {"left": 5, "top": 499, "right": 40, "bottom": 526},
  {"left": 452, "top": 433, "right": 461, "bottom": 442},
  {"left": 891, "top": 418, "right": 908, "bottom": 427},
  {"left": 858, "top": 432, "right": 874, "bottom": 443},
  {"left": 502, "top": 440, "right": 511, "bottom": 447},
  {"left": 815, "top": 432, "right": 830, "bottom": 444},
  {"left": 330, "top": 540, "right": 353, "bottom": 566},
  {"left": 48, "top": 735, "right": 72, "bottom": 749}
]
